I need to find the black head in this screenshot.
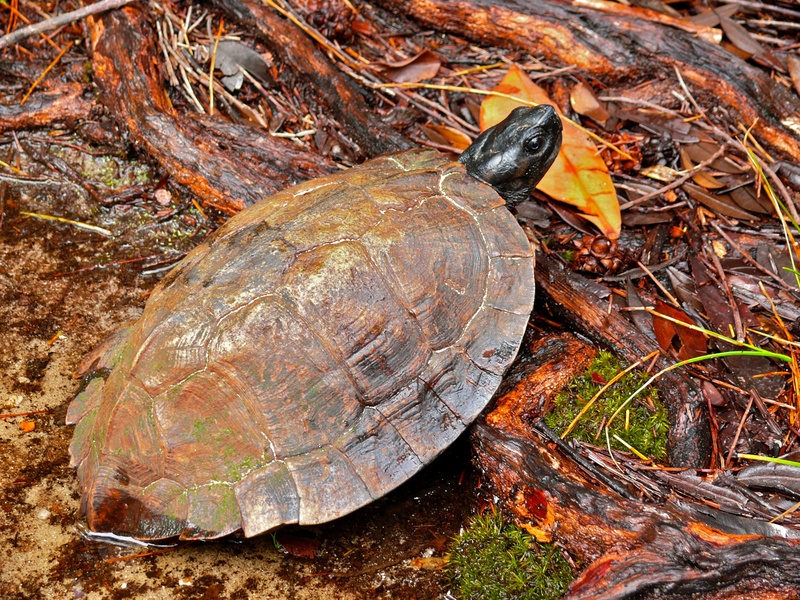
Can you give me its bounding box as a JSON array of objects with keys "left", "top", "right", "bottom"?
[{"left": 458, "top": 105, "right": 562, "bottom": 205}]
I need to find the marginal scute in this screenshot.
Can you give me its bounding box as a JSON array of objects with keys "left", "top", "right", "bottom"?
[
  {"left": 334, "top": 406, "right": 423, "bottom": 499},
  {"left": 184, "top": 483, "right": 240, "bottom": 540},
  {"left": 76, "top": 323, "right": 134, "bottom": 376},
  {"left": 459, "top": 305, "right": 530, "bottom": 376},
  {"left": 66, "top": 376, "right": 105, "bottom": 426},
  {"left": 420, "top": 347, "right": 503, "bottom": 424},
  {"left": 377, "top": 378, "right": 463, "bottom": 465},
  {"left": 286, "top": 445, "right": 372, "bottom": 525},
  {"left": 235, "top": 460, "right": 300, "bottom": 537}
]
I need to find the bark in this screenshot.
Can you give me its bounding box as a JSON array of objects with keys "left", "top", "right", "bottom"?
[
  {"left": 375, "top": 0, "right": 800, "bottom": 162},
  {"left": 91, "top": 5, "right": 335, "bottom": 215},
  {"left": 475, "top": 334, "right": 800, "bottom": 600},
  {"left": 0, "top": 83, "right": 94, "bottom": 133},
  {"left": 212, "top": 0, "right": 411, "bottom": 156}
]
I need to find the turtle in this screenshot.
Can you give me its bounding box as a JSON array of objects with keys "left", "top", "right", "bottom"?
[{"left": 67, "top": 105, "right": 563, "bottom": 541}]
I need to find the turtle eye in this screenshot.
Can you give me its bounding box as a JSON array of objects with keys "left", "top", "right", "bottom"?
[{"left": 525, "top": 134, "right": 543, "bottom": 153}]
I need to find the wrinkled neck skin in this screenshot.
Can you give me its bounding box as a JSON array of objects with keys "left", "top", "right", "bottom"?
[{"left": 458, "top": 105, "right": 562, "bottom": 206}]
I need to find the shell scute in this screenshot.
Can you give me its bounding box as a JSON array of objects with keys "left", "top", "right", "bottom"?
[
  {"left": 333, "top": 406, "right": 423, "bottom": 500},
  {"left": 234, "top": 460, "right": 299, "bottom": 536},
  {"left": 153, "top": 370, "right": 270, "bottom": 486},
  {"left": 184, "top": 483, "right": 240, "bottom": 540},
  {"left": 279, "top": 241, "right": 431, "bottom": 403},
  {"left": 286, "top": 445, "right": 372, "bottom": 525},
  {"left": 207, "top": 294, "right": 364, "bottom": 459},
  {"left": 376, "top": 379, "right": 464, "bottom": 465}
]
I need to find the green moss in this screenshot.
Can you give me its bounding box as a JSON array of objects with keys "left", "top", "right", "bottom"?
[
  {"left": 544, "top": 350, "right": 668, "bottom": 462},
  {"left": 447, "top": 511, "right": 573, "bottom": 600}
]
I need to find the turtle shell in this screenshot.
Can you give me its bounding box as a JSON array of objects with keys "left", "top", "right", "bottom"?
[{"left": 67, "top": 148, "right": 535, "bottom": 540}]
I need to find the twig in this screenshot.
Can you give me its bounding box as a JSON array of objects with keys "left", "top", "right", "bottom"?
[
  {"left": 0, "top": 1, "right": 61, "bottom": 51},
  {"left": 724, "top": 391, "right": 753, "bottom": 469},
  {"left": 636, "top": 261, "right": 680, "bottom": 307},
  {"left": 0, "top": 409, "right": 51, "bottom": 419},
  {"left": 673, "top": 66, "right": 706, "bottom": 121},
  {"left": 718, "top": 0, "right": 800, "bottom": 20},
  {"left": 710, "top": 222, "right": 797, "bottom": 293},
  {"left": 0, "top": 0, "right": 136, "bottom": 49},
  {"left": 20, "top": 210, "right": 112, "bottom": 236},
  {"left": 619, "top": 144, "right": 728, "bottom": 210},
  {"left": 705, "top": 246, "right": 745, "bottom": 342}
]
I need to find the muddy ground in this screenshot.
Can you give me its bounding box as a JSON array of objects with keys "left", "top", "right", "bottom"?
[{"left": 0, "top": 149, "right": 469, "bottom": 599}]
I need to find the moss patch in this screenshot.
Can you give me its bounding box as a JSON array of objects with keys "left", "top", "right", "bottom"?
[
  {"left": 544, "top": 350, "right": 668, "bottom": 462},
  {"left": 446, "top": 511, "right": 573, "bottom": 600}
]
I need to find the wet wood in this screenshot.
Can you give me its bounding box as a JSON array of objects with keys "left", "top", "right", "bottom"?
[
  {"left": 0, "top": 83, "right": 93, "bottom": 133},
  {"left": 535, "top": 252, "right": 711, "bottom": 468},
  {"left": 474, "top": 333, "right": 800, "bottom": 599},
  {"left": 375, "top": 0, "right": 800, "bottom": 162},
  {"left": 90, "top": 6, "right": 334, "bottom": 215},
  {"left": 212, "top": 0, "right": 411, "bottom": 156}
]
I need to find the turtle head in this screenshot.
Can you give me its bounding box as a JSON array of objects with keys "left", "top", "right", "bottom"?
[{"left": 459, "top": 105, "right": 562, "bottom": 205}]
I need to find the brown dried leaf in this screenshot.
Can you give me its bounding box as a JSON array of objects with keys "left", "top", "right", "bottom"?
[
  {"left": 480, "top": 65, "right": 621, "bottom": 239},
  {"left": 376, "top": 50, "right": 441, "bottom": 83},
  {"left": 788, "top": 55, "right": 800, "bottom": 98},
  {"left": 689, "top": 4, "right": 738, "bottom": 27},
  {"left": 679, "top": 147, "right": 725, "bottom": 189},
  {"left": 570, "top": 82, "right": 610, "bottom": 124},
  {"left": 684, "top": 142, "right": 749, "bottom": 174},
  {"left": 729, "top": 186, "right": 772, "bottom": 214},
  {"left": 275, "top": 531, "right": 321, "bottom": 558},
  {"left": 683, "top": 183, "right": 757, "bottom": 220},
  {"left": 652, "top": 299, "right": 707, "bottom": 361},
  {"left": 717, "top": 13, "right": 762, "bottom": 58}
]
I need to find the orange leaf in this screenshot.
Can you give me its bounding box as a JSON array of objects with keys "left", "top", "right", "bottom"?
[
  {"left": 480, "top": 65, "right": 621, "bottom": 239},
  {"left": 653, "top": 300, "right": 707, "bottom": 361},
  {"left": 423, "top": 124, "right": 472, "bottom": 151},
  {"left": 19, "top": 420, "right": 35, "bottom": 433}
]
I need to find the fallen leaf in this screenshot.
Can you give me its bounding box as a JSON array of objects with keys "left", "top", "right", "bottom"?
[
  {"left": 683, "top": 183, "right": 757, "bottom": 221},
  {"left": 788, "top": 55, "right": 800, "bottom": 97},
  {"left": 652, "top": 300, "right": 707, "bottom": 361},
  {"left": 679, "top": 147, "right": 725, "bottom": 189},
  {"left": 421, "top": 124, "right": 472, "bottom": 151},
  {"left": 376, "top": 50, "right": 441, "bottom": 83},
  {"left": 212, "top": 41, "right": 275, "bottom": 91},
  {"left": 717, "top": 13, "right": 761, "bottom": 58},
  {"left": 410, "top": 556, "right": 448, "bottom": 570},
  {"left": 480, "top": 65, "right": 621, "bottom": 239},
  {"left": 275, "top": 531, "right": 321, "bottom": 559},
  {"left": 570, "top": 82, "right": 610, "bottom": 124},
  {"left": 20, "top": 421, "right": 35, "bottom": 433}
]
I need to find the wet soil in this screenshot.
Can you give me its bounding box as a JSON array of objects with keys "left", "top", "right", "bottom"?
[{"left": 0, "top": 142, "right": 468, "bottom": 599}]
